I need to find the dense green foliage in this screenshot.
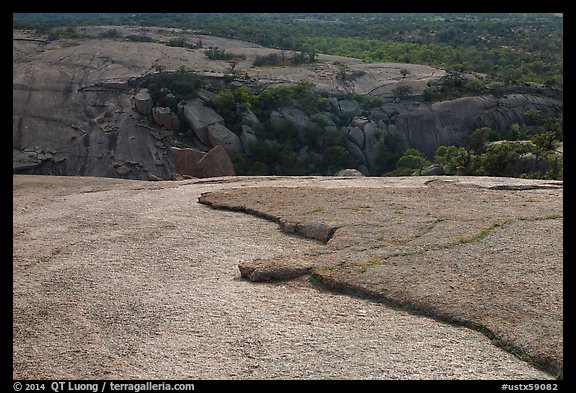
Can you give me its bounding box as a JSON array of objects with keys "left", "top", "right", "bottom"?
[
  {"left": 423, "top": 71, "right": 486, "bottom": 101},
  {"left": 207, "top": 81, "right": 348, "bottom": 175},
  {"left": 253, "top": 51, "right": 317, "bottom": 67},
  {"left": 140, "top": 68, "right": 204, "bottom": 113},
  {"left": 13, "top": 13, "right": 563, "bottom": 87},
  {"left": 433, "top": 110, "right": 563, "bottom": 179}
]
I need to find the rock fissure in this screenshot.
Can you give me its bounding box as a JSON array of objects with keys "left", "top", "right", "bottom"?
[{"left": 194, "top": 178, "right": 562, "bottom": 378}]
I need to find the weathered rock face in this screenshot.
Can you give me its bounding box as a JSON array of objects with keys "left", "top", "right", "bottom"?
[
  {"left": 346, "top": 126, "right": 365, "bottom": 149},
  {"left": 340, "top": 93, "right": 562, "bottom": 174},
  {"left": 170, "top": 145, "right": 235, "bottom": 178},
  {"left": 196, "top": 145, "right": 236, "bottom": 178},
  {"left": 391, "top": 94, "right": 562, "bottom": 157},
  {"left": 134, "top": 89, "right": 154, "bottom": 115},
  {"left": 339, "top": 99, "right": 362, "bottom": 118},
  {"left": 206, "top": 124, "right": 243, "bottom": 155},
  {"left": 152, "top": 107, "right": 180, "bottom": 130},
  {"left": 170, "top": 147, "right": 207, "bottom": 177},
  {"left": 239, "top": 125, "right": 258, "bottom": 152},
  {"left": 179, "top": 98, "right": 225, "bottom": 145}
]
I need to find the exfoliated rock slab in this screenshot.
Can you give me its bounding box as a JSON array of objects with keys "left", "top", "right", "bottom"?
[
  {"left": 179, "top": 98, "right": 224, "bottom": 145},
  {"left": 170, "top": 147, "right": 206, "bottom": 177},
  {"left": 196, "top": 145, "right": 235, "bottom": 178},
  {"left": 197, "top": 177, "right": 563, "bottom": 378},
  {"left": 207, "top": 123, "right": 243, "bottom": 154},
  {"left": 152, "top": 107, "right": 180, "bottom": 130}
]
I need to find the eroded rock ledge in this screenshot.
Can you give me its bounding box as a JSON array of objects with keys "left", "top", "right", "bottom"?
[{"left": 197, "top": 176, "right": 563, "bottom": 378}]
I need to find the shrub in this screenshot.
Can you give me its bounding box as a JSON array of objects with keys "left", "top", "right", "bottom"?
[
  {"left": 434, "top": 146, "right": 469, "bottom": 174},
  {"left": 471, "top": 141, "right": 538, "bottom": 177},
  {"left": 253, "top": 53, "right": 282, "bottom": 67},
  {"left": 99, "top": 29, "right": 122, "bottom": 39},
  {"left": 126, "top": 34, "right": 153, "bottom": 42},
  {"left": 465, "top": 127, "right": 501, "bottom": 154},
  {"left": 392, "top": 85, "right": 413, "bottom": 100},
  {"left": 531, "top": 131, "right": 556, "bottom": 150}
]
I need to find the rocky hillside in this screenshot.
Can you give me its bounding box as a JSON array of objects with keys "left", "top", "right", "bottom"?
[{"left": 13, "top": 26, "right": 562, "bottom": 179}]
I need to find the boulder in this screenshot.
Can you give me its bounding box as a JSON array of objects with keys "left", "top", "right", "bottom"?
[
  {"left": 269, "top": 111, "right": 287, "bottom": 130},
  {"left": 179, "top": 98, "right": 224, "bottom": 145},
  {"left": 241, "top": 108, "right": 263, "bottom": 129},
  {"left": 347, "top": 126, "right": 365, "bottom": 149},
  {"left": 170, "top": 147, "right": 207, "bottom": 177},
  {"left": 279, "top": 107, "right": 310, "bottom": 139},
  {"left": 368, "top": 109, "right": 391, "bottom": 122},
  {"left": 328, "top": 97, "right": 340, "bottom": 113},
  {"left": 13, "top": 150, "right": 41, "bottom": 172},
  {"left": 345, "top": 139, "right": 367, "bottom": 167},
  {"left": 363, "top": 122, "right": 379, "bottom": 141},
  {"left": 196, "top": 145, "right": 236, "bottom": 178},
  {"left": 334, "top": 168, "right": 365, "bottom": 177},
  {"left": 207, "top": 124, "right": 243, "bottom": 154},
  {"left": 239, "top": 125, "right": 258, "bottom": 152},
  {"left": 197, "top": 89, "right": 216, "bottom": 102},
  {"left": 387, "top": 124, "right": 399, "bottom": 135},
  {"left": 134, "top": 89, "right": 153, "bottom": 115},
  {"left": 339, "top": 99, "right": 362, "bottom": 117},
  {"left": 421, "top": 164, "right": 445, "bottom": 176},
  {"left": 152, "top": 107, "right": 180, "bottom": 130},
  {"left": 170, "top": 145, "right": 235, "bottom": 178},
  {"left": 351, "top": 116, "right": 370, "bottom": 129}
]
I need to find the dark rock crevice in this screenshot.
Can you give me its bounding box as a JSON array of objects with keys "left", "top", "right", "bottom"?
[
  {"left": 308, "top": 271, "right": 562, "bottom": 379},
  {"left": 198, "top": 192, "right": 339, "bottom": 244}
]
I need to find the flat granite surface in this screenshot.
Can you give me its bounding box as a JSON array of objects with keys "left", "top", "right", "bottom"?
[
  {"left": 13, "top": 175, "right": 562, "bottom": 380},
  {"left": 198, "top": 176, "right": 563, "bottom": 377}
]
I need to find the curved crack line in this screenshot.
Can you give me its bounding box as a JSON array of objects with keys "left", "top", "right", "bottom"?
[{"left": 198, "top": 192, "right": 339, "bottom": 244}]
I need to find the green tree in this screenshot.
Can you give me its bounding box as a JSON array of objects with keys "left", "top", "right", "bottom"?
[
  {"left": 376, "top": 134, "right": 407, "bottom": 174},
  {"left": 392, "top": 85, "right": 413, "bottom": 100},
  {"left": 434, "top": 146, "right": 469, "bottom": 175},
  {"left": 396, "top": 148, "right": 430, "bottom": 170},
  {"left": 466, "top": 127, "right": 501, "bottom": 154},
  {"left": 531, "top": 131, "right": 556, "bottom": 151},
  {"left": 471, "top": 141, "right": 537, "bottom": 177}
]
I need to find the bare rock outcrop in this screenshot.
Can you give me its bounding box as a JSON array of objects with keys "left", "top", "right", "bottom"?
[
  {"left": 152, "top": 107, "right": 180, "bottom": 130},
  {"left": 338, "top": 99, "right": 362, "bottom": 118},
  {"left": 170, "top": 145, "right": 235, "bottom": 178},
  {"left": 198, "top": 177, "right": 563, "bottom": 377},
  {"left": 239, "top": 125, "right": 258, "bottom": 152},
  {"left": 334, "top": 168, "right": 365, "bottom": 177},
  {"left": 341, "top": 93, "right": 562, "bottom": 174},
  {"left": 12, "top": 28, "right": 562, "bottom": 180},
  {"left": 390, "top": 94, "right": 562, "bottom": 157},
  {"left": 421, "top": 164, "right": 445, "bottom": 176},
  {"left": 196, "top": 145, "right": 236, "bottom": 177},
  {"left": 207, "top": 124, "right": 243, "bottom": 154},
  {"left": 134, "top": 89, "right": 154, "bottom": 115},
  {"left": 179, "top": 98, "right": 225, "bottom": 145}
]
